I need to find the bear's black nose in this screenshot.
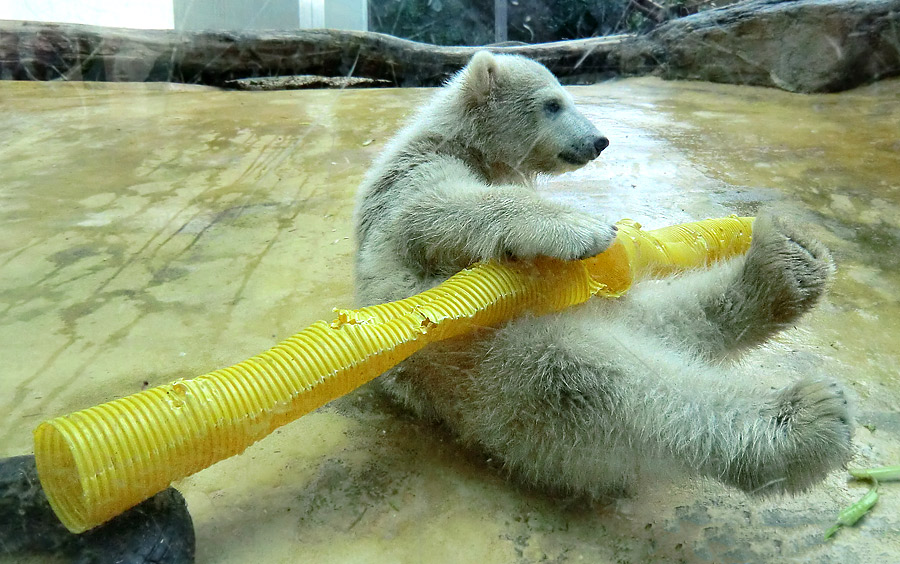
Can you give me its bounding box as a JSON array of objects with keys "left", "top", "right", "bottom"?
[{"left": 594, "top": 136, "right": 610, "bottom": 154}]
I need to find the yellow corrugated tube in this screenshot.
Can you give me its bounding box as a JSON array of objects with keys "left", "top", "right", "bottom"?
[{"left": 34, "top": 216, "right": 754, "bottom": 533}]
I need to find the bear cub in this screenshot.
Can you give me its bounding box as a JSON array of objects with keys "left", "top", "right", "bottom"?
[{"left": 353, "top": 51, "right": 853, "bottom": 497}]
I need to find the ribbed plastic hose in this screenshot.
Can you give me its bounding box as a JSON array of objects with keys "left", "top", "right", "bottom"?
[{"left": 33, "top": 216, "right": 754, "bottom": 533}]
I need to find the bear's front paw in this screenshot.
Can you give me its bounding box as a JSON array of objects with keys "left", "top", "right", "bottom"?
[
  {"left": 740, "top": 215, "right": 835, "bottom": 323},
  {"left": 570, "top": 219, "right": 619, "bottom": 260},
  {"left": 510, "top": 212, "right": 617, "bottom": 261},
  {"left": 729, "top": 378, "right": 853, "bottom": 495},
  {"left": 501, "top": 211, "right": 617, "bottom": 261}
]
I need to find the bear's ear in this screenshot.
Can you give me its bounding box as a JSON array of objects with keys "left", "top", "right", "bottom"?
[{"left": 462, "top": 51, "right": 499, "bottom": 107}]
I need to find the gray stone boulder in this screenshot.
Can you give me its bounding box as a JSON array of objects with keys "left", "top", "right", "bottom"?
[{"left": 651, "top": 0, "right": 900, "bottom": 92}]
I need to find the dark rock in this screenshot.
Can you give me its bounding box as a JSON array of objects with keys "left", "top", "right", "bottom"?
[
  {"left": 651, "top": 0, "right": 900, "bottom": 92},
  {"left": 226, "top": 74, "right": 393, "bottom": 90},
  {"left": 0, "top": 455, "right": 195, "bottom": 564}
]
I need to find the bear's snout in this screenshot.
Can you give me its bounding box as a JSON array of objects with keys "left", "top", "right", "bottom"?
[
  {"left": 559, "top": 135, "right": 610, "bottom": 167},
  {"left": 579, "top": 135, "right": 610, "bottom": 162}
]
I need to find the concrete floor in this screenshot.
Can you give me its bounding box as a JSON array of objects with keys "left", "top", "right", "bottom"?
[{"left": 0, "top": 77, "right": 898, "bottom": 563}]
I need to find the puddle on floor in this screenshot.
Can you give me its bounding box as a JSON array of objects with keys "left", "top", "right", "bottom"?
[{"left": 1, "top": 77, "right": 898, "bottom": 563}]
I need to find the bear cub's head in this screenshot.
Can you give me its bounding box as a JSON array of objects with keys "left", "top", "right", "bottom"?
[{"left": 446, "top": 51, "right": 609, "bottom": 176}]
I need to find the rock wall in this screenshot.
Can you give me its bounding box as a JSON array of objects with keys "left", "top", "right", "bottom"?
[
  {"left": 652, "top": 0, "right": 900, "bottom": 92},
  {"left": 0, "top": 0, "right": 897, "bottom": 93}
]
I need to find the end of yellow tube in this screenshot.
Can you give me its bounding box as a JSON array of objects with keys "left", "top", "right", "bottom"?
[
  {"left": 583, "top": 216, "right": 756, "bottom": 296},
  {"left": 34, "top": 420, "right": 91, "bottom": 533}
]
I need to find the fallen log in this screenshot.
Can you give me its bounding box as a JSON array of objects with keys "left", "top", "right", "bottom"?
[{"left": 0, "top": 21, "right": 657, "bottom": 87}]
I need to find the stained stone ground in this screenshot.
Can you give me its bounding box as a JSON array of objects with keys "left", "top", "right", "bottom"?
[{"left": 0, "top": 77, "right": 898, "bottom": 563}]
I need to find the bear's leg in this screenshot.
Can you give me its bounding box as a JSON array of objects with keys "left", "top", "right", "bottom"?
[
  {"left": 621, "top": 215, "right": 834, "bottom": 360},
  {"left": 397, "top": 184, "right": 618, "bottom": 265},
  {"left": 457, "top": 310, "right": 852, "bottom": 497}
]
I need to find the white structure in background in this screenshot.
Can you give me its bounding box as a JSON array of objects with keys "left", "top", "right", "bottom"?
[
  {"left": 175, "top": 0, "right": 366, "bottom": 31},
  {"left": 297, "top": 0, "right": 369, "bottom": 31},
  {"left": 324, "top": 0, "right": 367, "bottom": 31},
  {"left": 299, "top": 0, "right": 326, "bottom": 28},
  {"left": 0, "top": 0, "right": 174, "bottom": 29},
  {"left": 174, "top": 0, "right": 298, "bottom": 30},
  {"left": 0, "top": 0, "right": 367, "bottom": 31}
]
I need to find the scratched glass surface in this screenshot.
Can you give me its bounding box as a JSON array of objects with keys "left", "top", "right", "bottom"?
[{"left": 0, "top": 2, "right": 898, "bottom": 563}]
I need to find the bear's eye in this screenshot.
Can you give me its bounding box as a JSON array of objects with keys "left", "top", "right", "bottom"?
[{"left": 543, "top": 100, "right": 562, "bottom": 115}]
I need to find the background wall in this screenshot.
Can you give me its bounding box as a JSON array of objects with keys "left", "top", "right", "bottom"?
[
  {"left": 0, "top": 0, "right": 174, "bottom": 29},
  {"left": 173, "top": 0, "right": 300, "bottom": 31},
  {"left": 0, "top": 0, "right": 367, "bottom": 31}
]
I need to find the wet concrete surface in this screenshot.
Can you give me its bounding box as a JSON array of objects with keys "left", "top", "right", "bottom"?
[{"left": 0, "top": 77, "right": 898, "bottom": 563}]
